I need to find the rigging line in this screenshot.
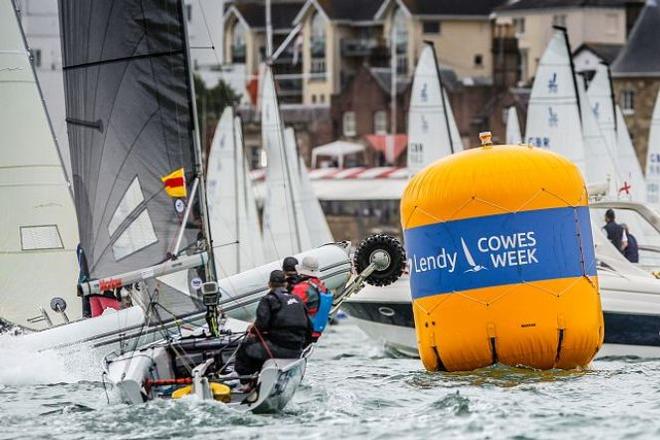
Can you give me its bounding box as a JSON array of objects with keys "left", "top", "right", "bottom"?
[{"left": 63, "top": 49, "right": 184, "bottom": 71}]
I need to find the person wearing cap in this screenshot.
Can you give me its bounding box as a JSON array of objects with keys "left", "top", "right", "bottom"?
[
  {"left": 233, "top": 269, "right": 311, "bottom": 390},
  {"left": 603, "top": 209, "right": 628, "bottom": 254},
  {"left": 291, "top": 256, "right": 333, "bottom": 342},
  {"left": 282, "top": 256, "right": 302, "bottom": 292}
]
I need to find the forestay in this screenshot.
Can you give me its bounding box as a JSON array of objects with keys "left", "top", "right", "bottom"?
[
  {"left": 0, "top": 1, "right": 80, "bottom": 329},
  {"left": 647, "top": 90, "right": 660, "bottom": 203},
  {"left": 207, "top": 107, "right": 264, "bottom": 277},
  {"left": 505, "top": 106, "right": 522, "bottom": 144},
  {"left": 525, "top": 28, "right": 586, "bottom": 174},
  {"left": 261, "top": 66, "right": 311, "bottom": 261},
  {"left": 407, "top": 43, "right": 462, "bottom": 175},
  {"left": 59, "top": 0, "right": 205, "bottom": 280},
  {"left": 284, "top": 127, "right": 334, "bottom": 247}
]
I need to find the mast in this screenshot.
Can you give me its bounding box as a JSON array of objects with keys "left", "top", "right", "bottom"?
[
  {"left": 605, "top": 62, "right": 618, "bottom": 134},
  {"left": 180, "top": 0, "right": 216, "bottom": 282},
  {"left": 556, "top": 26, "right": 582, "bottom": 126},
  {"left": 232, "top": 107, "right": 240, "bottom": 270}
]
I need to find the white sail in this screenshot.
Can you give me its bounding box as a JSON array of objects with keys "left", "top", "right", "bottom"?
[
  {"left": 647, "top": 89, "right": 660, "bottom": 203},
  {"left": 0, "top": 2, "right": 80, "bottom": 329},
  {"left": 505, "top": 106, "right": 522, "bottom": 144},
  {"left": 576, "top": 76, "right": 619, "bottom": 188},
  {"left": 525, "top": 29, "right": 586, "bottom": 174},
  {"left": 206, "top": 107, "right": 264, "bottom": 277},
  {"left": 587, "top": 64, "right": 618, "bottom": 154},
  {"left": 407, "top": 43, "right": 462, "bottom": 175},
  {"left": 615, "top": 106, "right": 646, "bottom": 200},
  {"left": 284, "top": 127, "right": 334, "bottom": 247},
  {"left": 261, "top": 66, "right": 311, "bottom": 261}
]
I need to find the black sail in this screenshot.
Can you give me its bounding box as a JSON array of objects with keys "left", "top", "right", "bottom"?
[{"left": 59, "top": 0, "right": 204, "bottom": 279}]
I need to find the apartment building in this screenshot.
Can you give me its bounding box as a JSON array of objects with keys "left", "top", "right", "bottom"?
[{"left": 495, "top": 0, "right": 637, "bottom": 83}]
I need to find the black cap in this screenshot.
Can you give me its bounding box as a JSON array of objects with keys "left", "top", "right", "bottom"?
[
  {"left": 606, "top": 209, "right": 615, "bottom": 220},
  {"left": 269, "top": 270, "right": 286, "bottom": 284},
  {"left": 282, "top": 256, "right": 298, "bottom": 272}
]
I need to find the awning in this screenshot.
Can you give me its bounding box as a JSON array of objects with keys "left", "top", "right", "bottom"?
[
  {"left": 364, "top": 134, "right": 407, "bottom": 164},
  {"left": 311, "top": 141, "right": 365, "bottom": 168}
]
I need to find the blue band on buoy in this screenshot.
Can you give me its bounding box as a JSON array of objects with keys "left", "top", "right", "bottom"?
[{"left": 404, "top": 206, "right": 596, "bottom": 299}]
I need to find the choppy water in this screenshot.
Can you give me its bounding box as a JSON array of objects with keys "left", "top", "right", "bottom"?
[{"left": 2, "top": 321, "right": 660, "bottom": 439}]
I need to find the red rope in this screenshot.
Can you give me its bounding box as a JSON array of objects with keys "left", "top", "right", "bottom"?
[{"left": 252, "top": 326, "right": 276, "bottom": 360}]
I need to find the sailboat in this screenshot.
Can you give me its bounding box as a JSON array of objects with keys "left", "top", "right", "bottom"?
[
  {"left": 505, "top": 106, "right": 522, "bottom": 144},
  {"left": 588, "top": 63, "right": 646, "bottom": 200},
  {"left": 647, "top": 90, "right": 660, "bottom": 203},
  {"left": 406, "top": 42, "right": 462, "bottom": 176},
  {"left": 0, "top": 0, "right": 80, "bottom": 330},
  {"left": 524, "top": 27, "right": 586, "bottom": 174},
  {"left": 207, "top": 107, "right": 265, "bottom": 278},
  {"left": 8, "top": 0, "right": 354, "bottom": 359},
  {"left": 261, "top": 66, "right": 312, "bottom": 261}
]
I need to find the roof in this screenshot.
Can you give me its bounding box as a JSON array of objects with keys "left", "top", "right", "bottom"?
[
  {"left": 231, "top": 2, "right": 303, "bottom": 30},
  {"left": 399, "top": 0, "right": 506, "bottom": 15},
  {"left": 364, "top": 135, "right": 408, "bottom": 161},
  {"left": 612, "top": 1, "right": 660, "bottom": 77},
  {"left": 573, "top": 43, "right": 623, "bottom": 64},
  {"left": 368, "top": 67, "right": 412, "bottom": 95},
  {"left": 294, "top": 0, "right": 384, "bottom": 24},
  {"left": 317, "top": 0, "right": 384, "bottom": 21},
  {"left": 497, "top": 0, "right": 630, "bottom": 12}
]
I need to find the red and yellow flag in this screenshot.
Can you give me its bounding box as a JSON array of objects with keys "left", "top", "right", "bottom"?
[{"left": 161, "top": 168, "right": 187, "bottom": 198}]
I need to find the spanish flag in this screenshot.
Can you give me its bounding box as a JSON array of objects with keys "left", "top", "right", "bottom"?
[{"left": 161, "top": 168, "right": 187, "bottom": 198}]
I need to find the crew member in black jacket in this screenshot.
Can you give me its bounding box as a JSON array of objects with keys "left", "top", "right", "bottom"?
[{"left": 234, "top": 270, "right": 311, "bottom": 389}]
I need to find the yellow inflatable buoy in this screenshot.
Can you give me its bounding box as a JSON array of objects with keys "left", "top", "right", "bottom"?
[
  {"left": 401, "top": 141, "right": 603, "bottom": 372},
  {"left": 171, "top": 382, "right": 231, "bottom": 402}
]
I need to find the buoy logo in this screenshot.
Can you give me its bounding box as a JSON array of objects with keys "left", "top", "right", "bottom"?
[{"left": 461, "top": 238, "right": 488, "bottom": 273}]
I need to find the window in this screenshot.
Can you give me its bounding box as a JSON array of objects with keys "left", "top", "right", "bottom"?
[
  {"left": 374, "top": 110, "right": 387, "bottom": 135},
  {"left": 343, "top": 111, "right": 356, "bottom": 137},
  {"left": 513, "top": 17, "right": 525, "bottom": 34},
  {"left": 310, "top": 11, "right": 326, "bottom": 79},
  {"left": 422, "top": 21, "right": 440, "bottom": 34},
  {"left": 392, "top": 7, "right": 408, "bottom": 75},
  {"left": 474, "top": 54, "right": 483, "bottom": 68},
  {"left": 320, "top": 94, "right": 325, "bottom": 103},
  {"left": 622, "top": 90, "right": 635, "bottom": 115},
  {"left": 552, "top": 14, "right": 566, "bottom": 28},
  {"left": 20, "top": 225, "right": 63, "bottom": 250},
  {"left": 30, "top": 49, "right": 41, "bottom": 68},
  {"left": 311, "top": 94, "right": 317, "bottom": 104},
  {"left": 231, "top": 22, "right": 246, "bottom": 63}
]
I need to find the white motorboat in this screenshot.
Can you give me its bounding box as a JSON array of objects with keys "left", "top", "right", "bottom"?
[{"left": 344, "top": 200, "right": 660, "bottom": 359}]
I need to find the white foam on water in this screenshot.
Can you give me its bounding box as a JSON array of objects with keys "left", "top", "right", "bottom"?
[{"left": 0, "top": 332, "right": 101, "bottom": 385}]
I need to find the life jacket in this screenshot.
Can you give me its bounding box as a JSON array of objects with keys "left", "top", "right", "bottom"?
[
  {"left": 291, "top": 277, "right": 333, "bottom": 337},
  {"left": 265, "top": 288, "right": 310, "bottom": 349}
]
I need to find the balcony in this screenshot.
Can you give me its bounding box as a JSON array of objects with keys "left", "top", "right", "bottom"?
[{"left": 341, "top": 38, "right": 388, "bottom": 58}]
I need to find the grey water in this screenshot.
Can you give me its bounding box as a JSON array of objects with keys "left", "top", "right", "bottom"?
[{"left": 1, "top": 322, "right": 659, "bottom": 440}]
